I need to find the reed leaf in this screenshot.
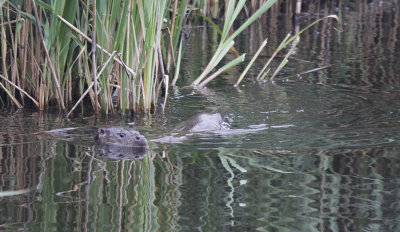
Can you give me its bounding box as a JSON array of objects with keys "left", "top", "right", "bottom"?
[
  {"left": 172, "top": 36, "right": 184, "bottom": 86},
  {"left": 257, "top": 15, "right": 341, "bottom": 80},
  {"left": 226, "top": 0, "right": 277, "bottom": 43},
  {"left": 0, "top": 188, "right": 32, "bottom": 197},
  {"left": 257, "top": 33, "right": 290, "bottom": 80},
  {"left": 0, "top": 74, "right": 39, "bottom": 107},
  {"left": 198, "top": 54, "right": 245, "bottom": 88},
  {"left": 0, "top": 82, "right": 22, "bottom": 108},
  {"left": 270, "top": 38, "right": 299, "bottom": 81},
  {"left": 235, "top": 38, "right": 268, "bottom": 86},
  {"left": 278, "top": 15, "right": 342, "bottom": 51},
  {"left": 192, "top": 0, "right": 277, "bottom": 87}
]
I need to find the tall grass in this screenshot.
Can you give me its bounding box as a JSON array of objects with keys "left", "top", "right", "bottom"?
[{"left": 0, "top": 0, "right": 277, "bottom": 115}]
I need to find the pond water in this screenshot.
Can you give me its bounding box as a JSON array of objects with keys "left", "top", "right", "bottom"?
[{"left": 1, "top": 1, "right": 400, "bottom": 231}]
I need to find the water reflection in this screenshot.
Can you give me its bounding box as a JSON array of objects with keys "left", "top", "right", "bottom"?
[
  {"left": 182, "top": 0, "right": 400, "bottom": 88},
  {"left": 1, "top": 1, "right": 400, "bottom": 231},
  {"left": 0, "top": 140, "right": 160, "bottom": 231},
  {"left": 2, "top": 142, "right": 400, "bottom": 231}
]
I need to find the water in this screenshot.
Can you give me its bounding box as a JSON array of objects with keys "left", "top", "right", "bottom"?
[{"left": 1, "top": 1, "right": 400, "bottom": 231}]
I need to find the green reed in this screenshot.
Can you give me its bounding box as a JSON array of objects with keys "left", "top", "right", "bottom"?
[
  {"left": 255, "top": 15, "right": 342, "bottom": 82},
  {"left": 192, "top": 0, "right": 277, "bottom": 87},
  {"left": 0, "top": 0, "right": 278, "bottom": 115}
]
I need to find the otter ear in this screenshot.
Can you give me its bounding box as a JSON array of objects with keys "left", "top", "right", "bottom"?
[{"left": 98, "top": 128, "right": 105, "bottom": 134}]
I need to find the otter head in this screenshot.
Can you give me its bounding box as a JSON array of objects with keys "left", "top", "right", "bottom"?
[{"left": 97, "top": 127, "right": 148, "bottom": 148}]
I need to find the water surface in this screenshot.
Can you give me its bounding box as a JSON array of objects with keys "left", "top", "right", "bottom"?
[{"left": 1, "top": 1, "right": 400, "bottom": 231}]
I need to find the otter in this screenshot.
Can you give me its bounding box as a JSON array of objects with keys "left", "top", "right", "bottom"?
[
  {"left": 149, "top": 110, "right": 269, "bottom": 143},
  {"left": 44, "top": 110, "right": 268, "bottom": 158},
  {"left": 92, "top": 111, "right": 227, "bottom": 147},
  {"left": 95, "top": 127, "right": 149, "bottom": 160},
  {"left": 172, "top": 111, "right": 227, "bottom": 134},
  {"left": 42, "top": 126, "right": 149, "bottom": 160},
  {"left": 96, "top": 127, "right": 148, "bottom": 147}
]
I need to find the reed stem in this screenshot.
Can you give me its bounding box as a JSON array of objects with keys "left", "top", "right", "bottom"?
[
  {"left": 92, "top": 0, "right": 98, "bottom": 115},
  {"left": 31, "top": 0, "right": 66, "bottom": 113}
]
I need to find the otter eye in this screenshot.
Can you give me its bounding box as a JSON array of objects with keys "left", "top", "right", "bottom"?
[
  {"left": 135, "top": 136, "right": 140, "bottom": 140},
  {"left": 119, "top": 133, "right": 126, "bottom": 138}
]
